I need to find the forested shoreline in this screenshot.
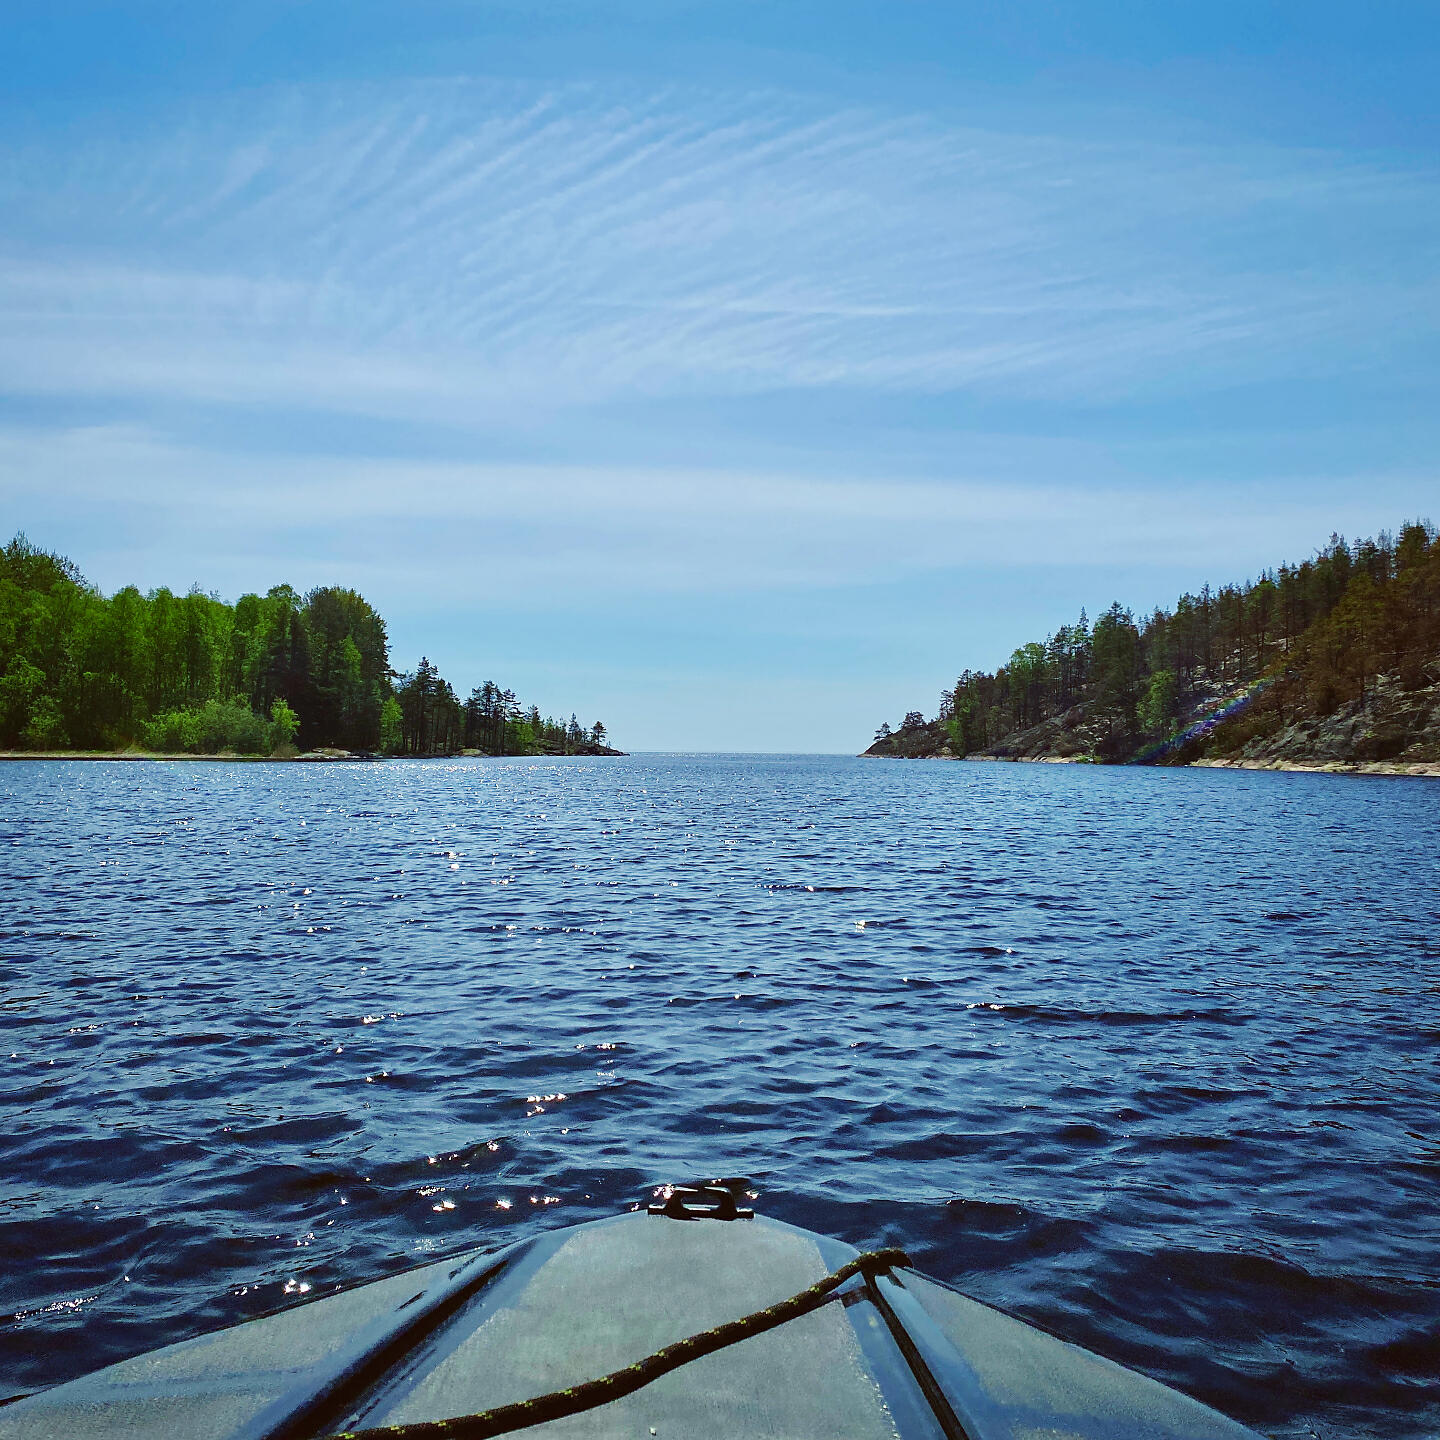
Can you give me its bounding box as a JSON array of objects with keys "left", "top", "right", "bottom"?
[
  {"left": 868, "top": 520, "right": 1440, "bottom": 768},
  {"left": 0, "top": 536, "right": 618, "bottom": 758}
]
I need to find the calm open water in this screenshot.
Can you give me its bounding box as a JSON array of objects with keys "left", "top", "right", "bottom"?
[{"left": 1, "top": 755, "right": 1438, "bottom": 1437}]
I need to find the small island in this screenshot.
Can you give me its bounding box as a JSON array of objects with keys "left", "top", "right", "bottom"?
[
  {"left": 0, "top": 535, "right": 623, "bottom": 761},
  {"left": 865, "top": 521, "right": 1440, "bottom": 776}
]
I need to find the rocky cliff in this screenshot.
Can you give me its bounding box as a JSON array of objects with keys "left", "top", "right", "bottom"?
[{"left": 864, "top": 667, "right": 1440, "bottom": 771}]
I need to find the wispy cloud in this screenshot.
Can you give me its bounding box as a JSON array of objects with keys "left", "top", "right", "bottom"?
[
  {"left": 3, "top": 423, "right": 1426, "bottom": 606},
  {"left": 3, "top": 79, "right": 1437, "bottom": 422}
]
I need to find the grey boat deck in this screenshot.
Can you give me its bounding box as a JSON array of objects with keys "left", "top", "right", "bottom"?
[{"left": 0, "top": 1211, "right": 1260, "bottom": 1440}]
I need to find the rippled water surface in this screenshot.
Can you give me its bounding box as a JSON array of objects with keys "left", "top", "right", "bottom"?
[{"left": 2, "top": 755, "right": 1438, "bottom": 1436}]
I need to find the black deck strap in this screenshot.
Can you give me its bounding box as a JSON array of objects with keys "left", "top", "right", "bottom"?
[{"left": 319, "top": 1247, "right": 911, "bottom": 1440}]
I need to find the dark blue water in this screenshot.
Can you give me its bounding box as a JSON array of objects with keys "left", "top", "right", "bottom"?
[{"left": 2, "top": 755, "right": 1438, "bottom": 1437}]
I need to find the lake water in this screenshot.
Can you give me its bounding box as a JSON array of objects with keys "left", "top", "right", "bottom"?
[{"left": 2, "top": 755, "right": 1438, "bottom": 1437}]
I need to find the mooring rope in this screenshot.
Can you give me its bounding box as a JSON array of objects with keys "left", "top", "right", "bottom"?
[{"left": 318, "top": 1246, "right": 910, "bottom": 1440}]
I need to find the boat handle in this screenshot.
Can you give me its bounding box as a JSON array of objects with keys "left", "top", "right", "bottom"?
[{"left": 647, "top": 1182, "right": 754, "bottom": 1220}]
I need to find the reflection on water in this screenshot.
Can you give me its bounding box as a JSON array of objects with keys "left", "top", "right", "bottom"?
[{"left": 2, "top": 755, "right": 1438, "bottom": 1439}]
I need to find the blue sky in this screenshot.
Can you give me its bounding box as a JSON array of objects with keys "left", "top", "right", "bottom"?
[{"left": 3, "top": 3, "right": 1438, "bottom": 751}]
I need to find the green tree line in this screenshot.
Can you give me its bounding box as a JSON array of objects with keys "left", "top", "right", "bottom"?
[
  {"left": 389, "top": 662, "right": 608, "bottom": 758},
  {"left": 879, "top": 520, "right": 1440, "bottom": 760},
  {"left": 0, "top": 535, "right": 611, "bottom": 757}
]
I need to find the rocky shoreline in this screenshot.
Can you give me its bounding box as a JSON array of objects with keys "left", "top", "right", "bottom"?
[
  {"left": 1189, "top": 756, "right": 1440, "bottom": 778},
  {"left": 860, "top": 749, "right": 1440, "bottom": 777},
  {"left": 863, "top": 671, "right": 1440, "bottom": 776}
]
